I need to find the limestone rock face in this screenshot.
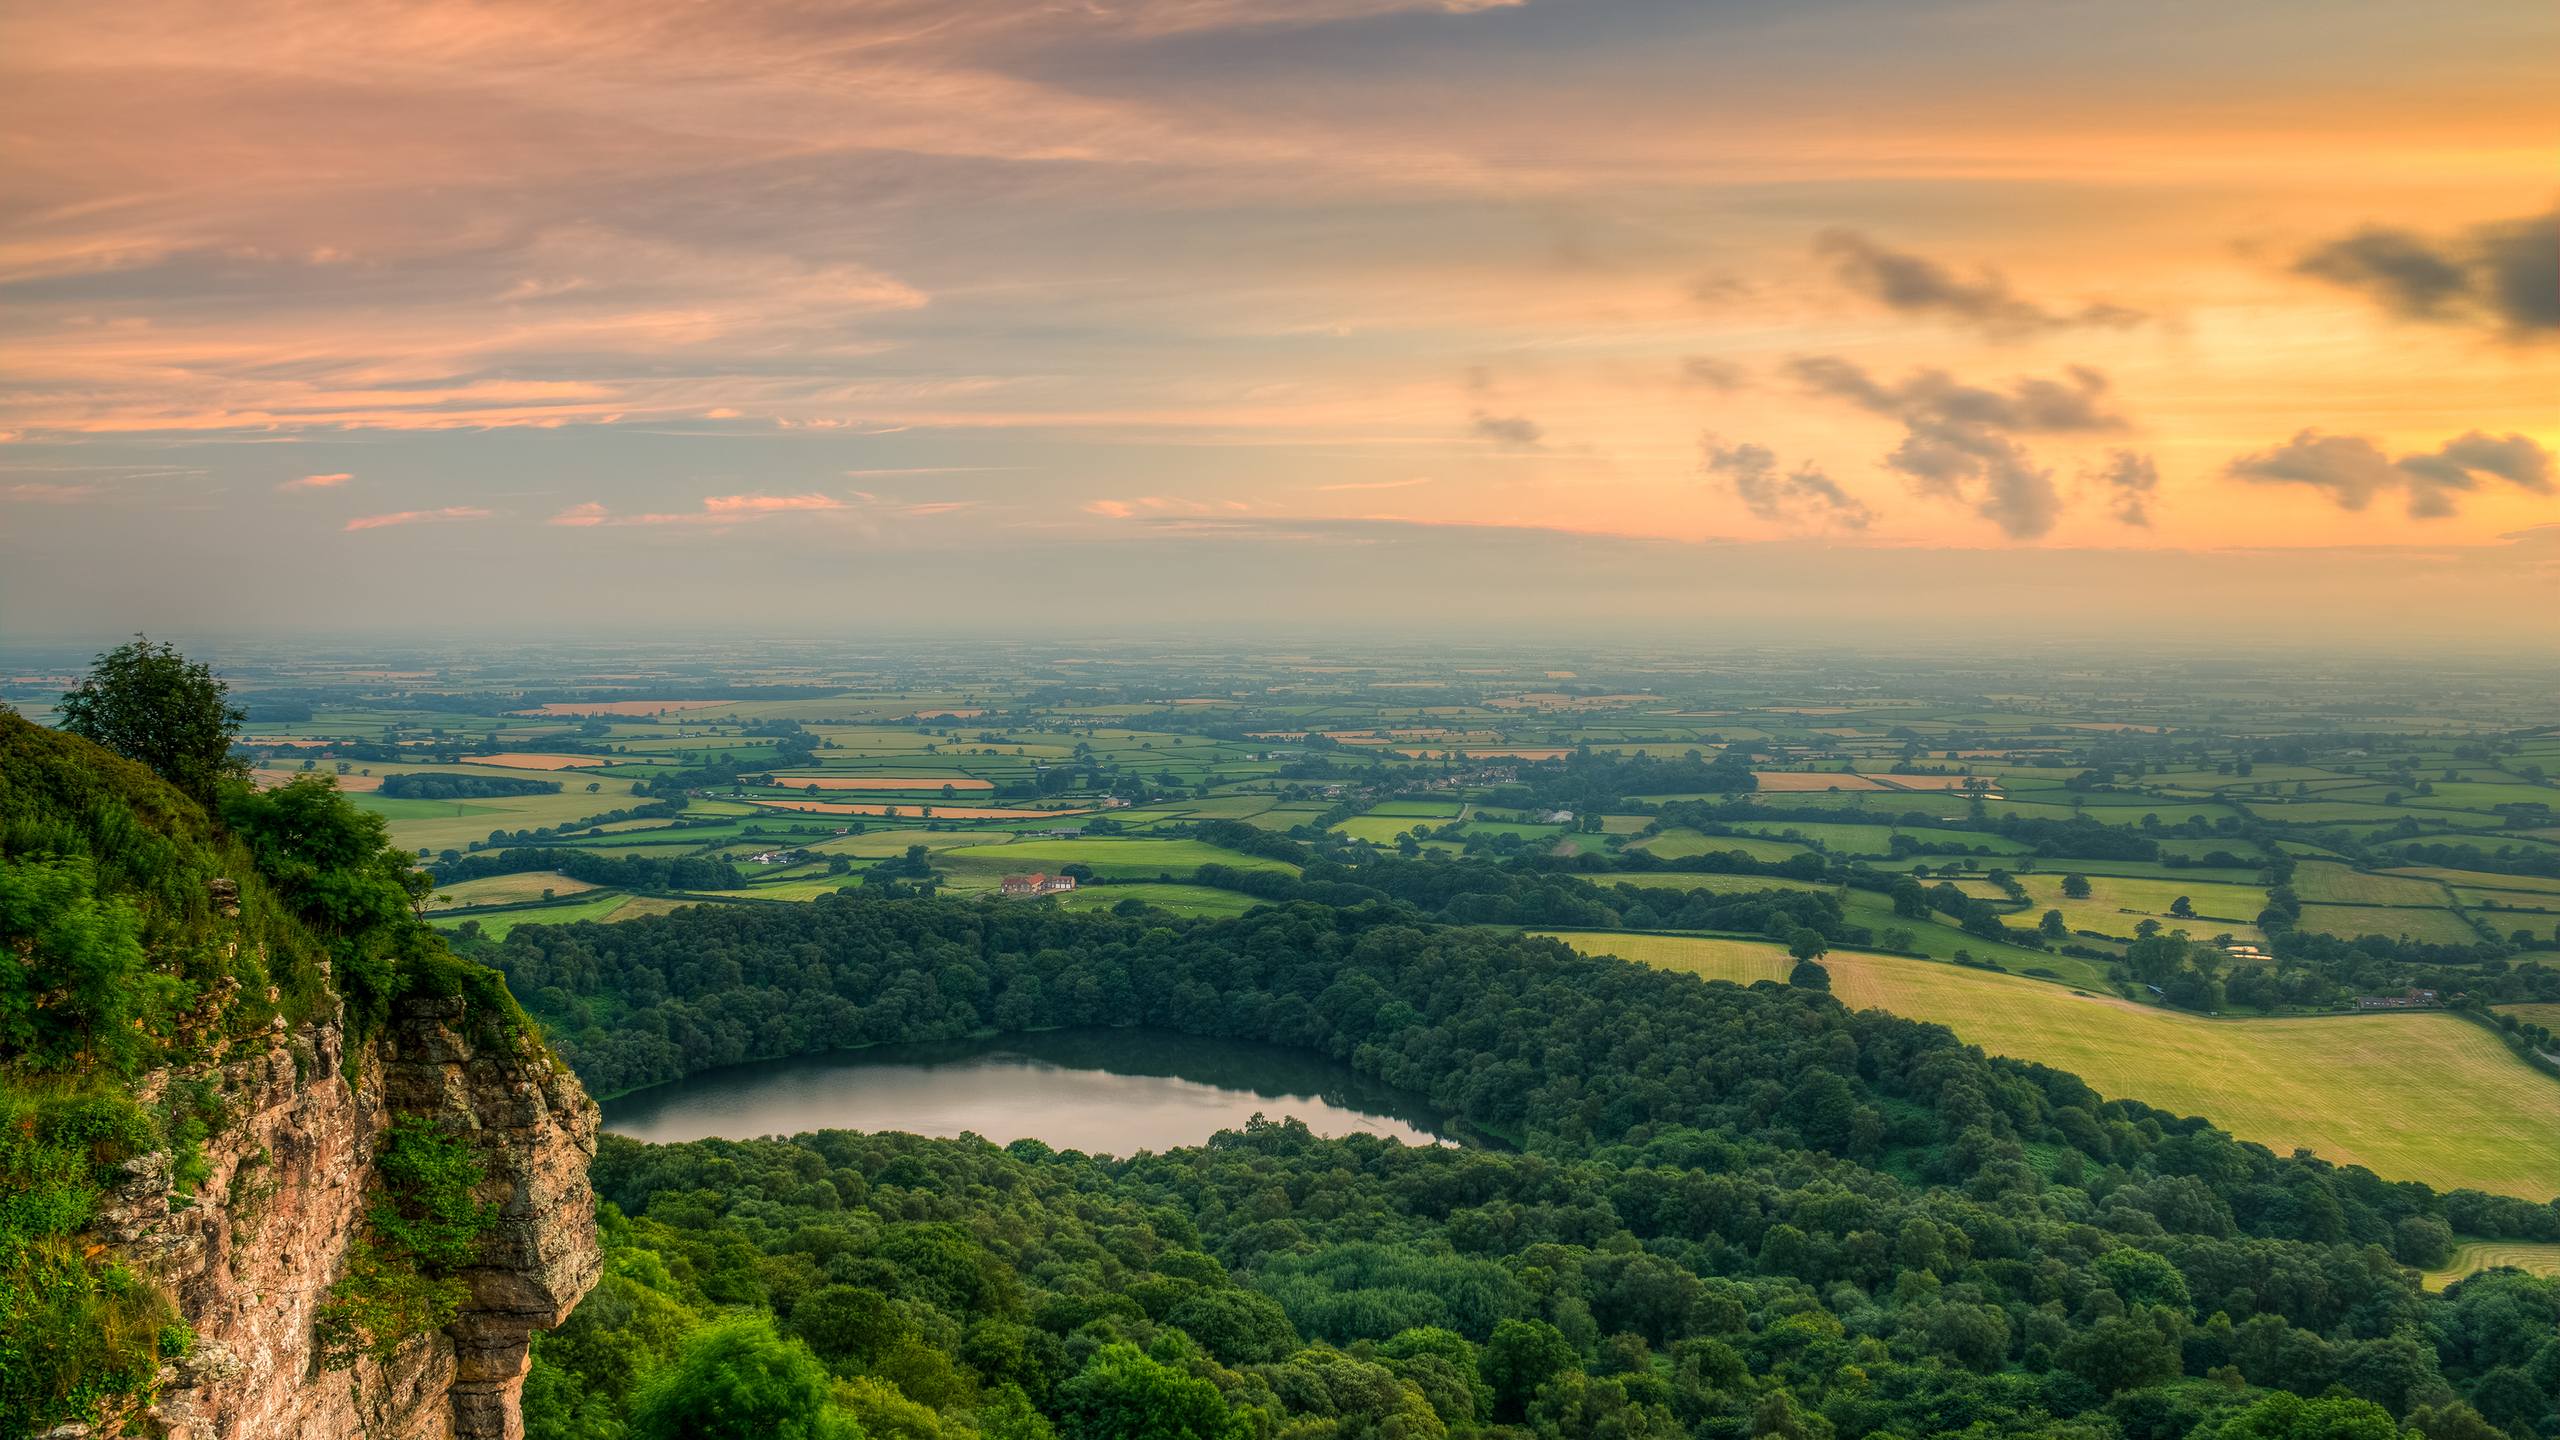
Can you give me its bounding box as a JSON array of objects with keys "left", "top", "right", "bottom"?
[{"left": 96, "top": 998, "right": 599, "bottom": 1440}]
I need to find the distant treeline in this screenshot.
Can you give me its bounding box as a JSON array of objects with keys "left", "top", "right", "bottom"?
[
  {"left": 429, "top": 845, "right": 745, "bottom": 893},
  {"left": 376, "top": 772, "right": 560, "bottom": 800}
]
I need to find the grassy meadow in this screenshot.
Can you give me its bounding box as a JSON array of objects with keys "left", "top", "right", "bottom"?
[{"left": 1539, "top": 930, "right": 2560, "bottom": 1199}]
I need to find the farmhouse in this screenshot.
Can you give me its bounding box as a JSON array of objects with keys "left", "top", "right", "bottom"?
[
  {"left": 2354, "top": 988, "right": 2439, "bottom": 1010},
  {"left": 1001, "top": 872, "right": 1078, "bottom": 896}
]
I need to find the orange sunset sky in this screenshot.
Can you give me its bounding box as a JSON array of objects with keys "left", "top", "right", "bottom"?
[{"left": 1, "top": 0, "right": 2555, "bottom": 638}]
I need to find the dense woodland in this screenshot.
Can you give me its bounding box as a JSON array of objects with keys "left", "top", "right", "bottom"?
[{"left": 478, "top": 895, "right": 2560, "bottom": 1439}]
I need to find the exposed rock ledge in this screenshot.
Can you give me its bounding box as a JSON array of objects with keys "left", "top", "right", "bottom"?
[{"left": 89, "top": 995, "right": 599, "bottom": 1440}]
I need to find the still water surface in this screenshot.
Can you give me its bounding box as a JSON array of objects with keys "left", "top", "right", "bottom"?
[{"left": 601, "top": 1028, "right": 1470, "bottom": 1153}]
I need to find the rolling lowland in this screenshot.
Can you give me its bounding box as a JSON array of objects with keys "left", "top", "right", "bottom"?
[{"left": 7, "top": 643, "right": 2560, "bottom": 1440}]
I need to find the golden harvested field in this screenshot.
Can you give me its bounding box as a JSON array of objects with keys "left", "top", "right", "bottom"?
[
  {"left": 2421, "top": 1241, "right": 2560, "bottom": 1290},
  {"left": 763, "top": 775, "right": 996, "bottom": 791},
  {"left": 1538, "top": 930, "right": 2560, "bottom": 1199},
  {"left": 461, "top": 752, "right": 613, "bottom": 770}
]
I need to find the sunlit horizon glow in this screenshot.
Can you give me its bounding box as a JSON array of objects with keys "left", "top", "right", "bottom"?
[{"left": 2, "top": 0, "right": 2555, "bottom": 639}]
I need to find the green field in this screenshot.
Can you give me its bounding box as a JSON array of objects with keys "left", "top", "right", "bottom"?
[
  {"left": 2017, "top": 873, "right": 2266, "bottom": 941},
  {"left": 1632, "top": 829, "right": 1809, "bottom": 862},
  {"left": 425, "top": 871, "right": 600, "bottom": 909},
  {"left": 1053, "top": 883, "right": 1266, "bottom": 918},
  {"left": 1538, "top": 930, "right": 2560, "bottom": 1199},
  {"left": 2420, "top": 1241, "right": 2560, "bottom": 1291},
  {"left": 935, "top": 836, "right": 1298, "bottom": 883},
  {"left": 1727, "top": 821, "right": 1905, "bottom": 855},
  {"left": 1602, "top": 873, "right": 1836, "bottom": 897},
  {"left": 2296, "top": 903, "right": 2482, "bottom": 946},
  {"left": 426, "top": 888, "right": 644, "bottom": 938},
  {"left": 2290, "top": 862, "right": 2453, "bottom": 907}
]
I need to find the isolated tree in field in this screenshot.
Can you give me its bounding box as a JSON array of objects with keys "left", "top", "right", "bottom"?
[
  {"left": 1786, "top": 928, "right": 1828, "bottom": 964},
  {"left": 2062, "top": 872, "right": 2092, "bottom": 899},
  {"left": 2170, "top": 895, "right": 2196, "bottom": 918},
  {"left": 57, "top": 634, "right": 247, "bottom": 803},
  {"left": 2039, "top": 909, "right": 2068, "bottom": 940},
  {"left": 1788, "top": 958, "right": 1831, "bottom": 991}
]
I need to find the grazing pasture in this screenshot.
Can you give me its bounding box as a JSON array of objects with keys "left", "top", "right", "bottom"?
[
  {"left": 460, "top": 752, "right": 612, "bottom": 770},
  {"left": 1631, "top": 829, "right": 1809, "bottom": 862},
  {"left": 426, "top": 872, "right": 600, "bottom": 909},
  {"left": 761, "top": 775, "right": 997, "bottom": 791},
  {"left": 427, "top": 888, "right": 642, "bottom": 937},
  {"left": 2290, "top": 862, "right": 2453, "bottom": 907},
  {"left": 748, "top": 799, "right": 1084, "bottom": 820},
  {"left": 1539, "top": 930, "right": 2560, "bottom": 1199},
  {"left": 2296, "top": 903, "right": 2482, "bottom": 946},
  {"left": 2016, "top": 873, "right": 2267, "bottom": 940},
  {"left": 1054, "top": 883, "right": 1265, "bottom": 918},
  {"left": 935, "top": 836, "right": 1297, "bottom": 883}
]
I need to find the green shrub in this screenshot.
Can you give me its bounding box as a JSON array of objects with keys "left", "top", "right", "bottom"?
[
  {"left": 315, "top": 1119, "right": 498, "bottom": 1368},
  {"left": 0, "top": 1082, "right": 186, "bottom": 1434}
]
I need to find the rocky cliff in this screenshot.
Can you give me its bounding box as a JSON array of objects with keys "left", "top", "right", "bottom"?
[
  {"left": 0, "top": 712, "right": 599, "bottom": 1440},
  {"left": 90, "top": 999, "right": 598, "bottom": 1440}
]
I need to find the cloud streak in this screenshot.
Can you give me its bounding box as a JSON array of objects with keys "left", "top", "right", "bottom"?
[
  {"left": 2228, "top": 430, "right": 2553, "bottom": 519},
  {"left": 1815, "top": 230, "right": 2145, "bottom": 338},
  {"left": 343, "top": 506, "right": 490, "bottom": 531},
  {"left": 279, "top": 471, "right": 352, "bottom": 491}
]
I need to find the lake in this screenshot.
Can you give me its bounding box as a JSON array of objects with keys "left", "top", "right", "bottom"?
[{"left": 599, "top": 1027, "right": 1477, "bottom": 1153}]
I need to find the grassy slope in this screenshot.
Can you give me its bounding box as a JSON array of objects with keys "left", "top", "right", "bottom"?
[{"left": 1538, "top": 929, "right": 2560, "bottom": 1200}]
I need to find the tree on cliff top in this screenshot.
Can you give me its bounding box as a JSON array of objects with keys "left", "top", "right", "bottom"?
[{"left": 57, "top": 635, "right": 247, "bottom": 805}]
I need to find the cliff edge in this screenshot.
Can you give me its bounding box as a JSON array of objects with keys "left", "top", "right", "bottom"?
[{"left": 0, "top": 712, "right": 598, "bottom": 1440}]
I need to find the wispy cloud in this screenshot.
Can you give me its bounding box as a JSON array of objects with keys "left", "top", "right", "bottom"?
[
  {"left": 279, "top": 471, "right": 352, "bottom": 491},
  {"left": 1815, "top": 230, "right": 2146, "bottom": 339},
  {"left": 550, "top": 492, "right": 851, "bottom": 526},
  {"left": 2229, "top": 430, "right": 2552, "bottom": 519},
  {"left": 1702, "top": 438, "right": 1873, "bottom": 532},
  {"left": 2293, "top": 206, "right": 2558, "bottom": 338},
  {"left": 1468, "top": 411, "right": 1544, "bottom": 451},
  {"left": 343, "top": 506, "right": 491, "bottom": 531},
  {"left": 5, "top": 481, "right": 102, "bottom": 504},
  {"left": 1315, "top": 476, "right": 1434, "bottom": 492},
  {"left": 1791, "top": 357, "right": 2126, "bottom": 540}
]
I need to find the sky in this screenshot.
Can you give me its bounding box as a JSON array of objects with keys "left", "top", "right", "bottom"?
[{"left": 2, "top": 0, "right": 2556, "bottom": 642}]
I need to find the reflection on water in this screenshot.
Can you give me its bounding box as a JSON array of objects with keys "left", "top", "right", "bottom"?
[{"left": 600, "top": 1027, "right": 1478, "bottom": 1154}]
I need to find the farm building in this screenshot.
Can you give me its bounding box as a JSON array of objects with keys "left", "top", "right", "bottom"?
[
  {"left": 1001, "top": 873, "right": 1078, "bottom": 896},
  {"left": 2354, "top": 988, "right": 2440, "bottom": 1010}
]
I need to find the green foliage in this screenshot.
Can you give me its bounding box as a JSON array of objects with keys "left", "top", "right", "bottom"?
[
  {"left": 0, "top": 1082, "right": 184, "bottom": 1436},
  {"left": 627, "top": 1316, "right": 858, "bottom": 1440},
  {"left": 0, "top": 857, "right": 165, "bottom": 1076},
  {"left": 316, "top": 1120, "right": 498, "bottom": 1368},
  {"left": 2194, "top": 1391, "right": 2405, "bottom": 1438},
  {"left": 55, "top": 635, "right": 248, "bottom": 806},
  {"left": 1056, "top": 1343, "right": 1247, "bottom": 1440}
]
